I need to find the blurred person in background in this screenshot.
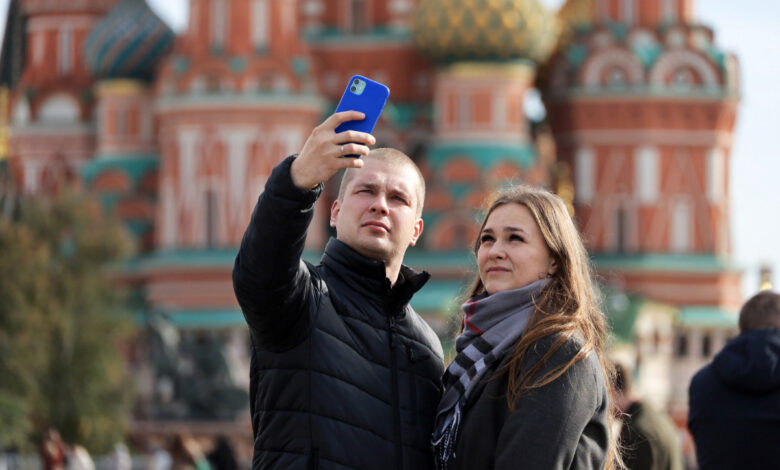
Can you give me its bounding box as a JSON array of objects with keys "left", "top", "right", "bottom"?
[
  {"left": 108, "top": 443, "right": 132, "bottom": 470},
  {"left": 144, "top": 438, "right": 171, "bottom": 470},
  {"left": 688, "top": 290, "right": 780, "bottom": 469},
  {"left": 431, "top": 185, "right": 620, "bottom": 470},
  {"left": 169, "top": 434, "right": 210, "bottom": 470},
  {"left": 206, "top": 437, "right": 237, "bottom": 470},
  {"left": 66, "top": 445, "right": 94, "bottom": 470},
  {"left": 613, "top": 362, "right": 683, "bottom": 470},
  {"left": 40, "top": 429, "right": 66, "bottom": 470}
]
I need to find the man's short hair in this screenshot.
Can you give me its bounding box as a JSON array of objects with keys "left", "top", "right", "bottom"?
[
  {"left": 337, "top": 148, "right": 426, "bottom": 216},
  {"left": 739, "top": 290, "right": 780, "bottom": 333}
]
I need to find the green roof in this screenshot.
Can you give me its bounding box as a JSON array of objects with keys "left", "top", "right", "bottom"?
[
  {"left": 127, "top": 247, "right": 477, "bottom": 273},
  {"left": 137, "top": 309, "right": 246, "bottom": 329},
  {"left": 125, "top": 248, "right": 239, "bottom": 271},
  {"left": 403, "top": 248, "right": 475, "bottom": 272},
  {"left": 678, "top": 306, "right": 738, "bottom": 328},
  {"left": 133, "top": 279, "right": 465, "bottom": 329},
  {"left": 411, "top": 279, "right": 467, "bottom": 312},
  {"left": 428, "top": 142, "right": 537, "bottom": 170},
  {"left": 602, "top": 290, "right": 645, "bottom": 343},
  {"left": 82, "top": 155, "right": 158, "bottom": 187},
  {"left": 304, "top": 26, "right": 411, "bottom": 44},
  {"left": 592, "top": 253, "right": 739, "bottom": 273}
]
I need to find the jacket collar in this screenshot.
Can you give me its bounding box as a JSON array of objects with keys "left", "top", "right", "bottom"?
[{"left": 321, "top": 237, "right": 430, "bottom": 310}]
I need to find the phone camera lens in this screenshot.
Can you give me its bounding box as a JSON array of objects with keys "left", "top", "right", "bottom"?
[
  {"left": 350, "top": 86, "right": 357, "bottom": 92},
  {"left": 353, "top": 80, "right": 360, "bottom": 85}
]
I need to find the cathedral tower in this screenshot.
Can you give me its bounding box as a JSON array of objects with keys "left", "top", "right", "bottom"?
[
  {"left": 547, "top": 0, "right": 742, "bottom": 415},
  {"left": 8, "top": 0, "right": 118, "bottom": 194}
]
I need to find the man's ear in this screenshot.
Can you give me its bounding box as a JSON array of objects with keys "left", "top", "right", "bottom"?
[
  {"left": 330, "top": 200, "right": 341, "bottom": 228},
  {"left": 409, "top": 218, "right": 424, "bottom": 246}
]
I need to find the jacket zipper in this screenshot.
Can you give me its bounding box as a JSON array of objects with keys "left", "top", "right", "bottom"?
[
  {"left": 407, "top": 345, "right": 418, "bottom": 419},
  {"left": 388, "top": 314, "right": 403, "bottom": 470}
]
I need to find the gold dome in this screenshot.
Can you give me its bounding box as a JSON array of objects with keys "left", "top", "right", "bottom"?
[{"left": 413, "top": 0, "right": 561, "bottom": 63}]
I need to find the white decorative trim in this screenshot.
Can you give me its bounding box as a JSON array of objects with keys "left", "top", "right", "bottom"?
[
  {"left": 575, "top": 147, "right": 595, "bottom": 204},
  {"left": 57, "top": 24, "right": 73, "bottom": 75},
  {"left": 211, "top": 0, "right": 227, "bottom": 50},
  {"left": 621, "top": 0, "right": 636, "bottom": 27},
  {"left": 220, "top": 128, "right": 255, "bottom": 230},
  {"left": 23, "top": 157, "right": 45, "bottom": 194},
  {"left": 635, "top": 146, "right": 659, "bottom": 203},
  {"left": 251, "top": 0, "right": 270, "bottom": 50},
  {"left": 178, "top": 128, "right": 201, "bottom": 216},
  {"left": 557, "top": 129, "right": 733, "bottom": 147},
  {"left": 707, "top": 147, "right": 725, "bottom": 204},
  {"left": 583, "top": 48, "right": 645, "bottom": 87},
  {"left": 671, "top": 197, "right": 692, "bottom": 253},
  {"left": 155, "top": 95, "right": 324, "bottom": 113},
  {"left": 662, "top": 0, "right": 677, "bottom": 23},
  {"left": 650, "top": 50, "right": 720, "bottom": 88},
  {"left": 27, "top": 15, "right": 98, "bottom": 31},
  {"left": 160, "top": 180, "right": 177, "bottom": 248},
  {"left": 39, "top": 93, "right": 80, "bottom": 122},
  {"left": 13, "top": 98, "right": 30, "bottom": 125}
]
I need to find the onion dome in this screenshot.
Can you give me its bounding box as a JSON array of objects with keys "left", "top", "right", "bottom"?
[
  {"left": 83, "top": 0, "right": 175, "bottom": 81},
  {"left": 413, "top": 0, "right": 561, "bottom": 63}
]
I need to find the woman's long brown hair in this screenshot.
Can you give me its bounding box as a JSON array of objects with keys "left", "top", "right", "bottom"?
[{"left": 462, "top": 185, "right": 621, "bottom": 470}]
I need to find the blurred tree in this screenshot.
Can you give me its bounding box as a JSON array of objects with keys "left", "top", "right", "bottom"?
[{"left": 0, "top": 190, "right": 135, "bottom": 452}]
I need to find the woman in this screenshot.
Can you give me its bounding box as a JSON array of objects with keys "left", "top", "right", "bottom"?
[{"left": 432, "top": 185, "right": 620, "bottom": 470}]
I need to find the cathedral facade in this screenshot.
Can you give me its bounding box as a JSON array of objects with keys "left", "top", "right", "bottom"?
[{"left": 0, "top": 0, "right": 741, "bottom": 435}]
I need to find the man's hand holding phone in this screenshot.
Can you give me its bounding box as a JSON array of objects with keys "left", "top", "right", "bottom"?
[{"left": 290, "top": 111, "right": 376, "bottom": 191}]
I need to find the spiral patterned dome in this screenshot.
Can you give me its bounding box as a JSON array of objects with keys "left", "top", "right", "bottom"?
[
  {"left": 413, "top": 0, "right": 561, "bottom": 63},
  {"left": 83, "top": 0, "right": 175, "bottom": 81}
]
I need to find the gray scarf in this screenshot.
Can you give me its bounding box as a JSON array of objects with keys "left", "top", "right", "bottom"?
[{"left": 431, "top": 279, "right": 550, "bottom": 469}]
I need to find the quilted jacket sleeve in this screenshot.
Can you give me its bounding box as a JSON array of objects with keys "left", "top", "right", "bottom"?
[{"left": 232, "top": 155, "right": 323, "bottom": 351}]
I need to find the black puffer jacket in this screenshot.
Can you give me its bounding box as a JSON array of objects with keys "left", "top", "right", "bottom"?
[
  {"left": 688, "top": 328, "right": 780, "bottom": 469},
  {"left": 233, "top": 156, "right": 444, "bottom": 470}
]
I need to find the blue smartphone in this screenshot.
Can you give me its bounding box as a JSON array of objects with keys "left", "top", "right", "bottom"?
[{"left": 334, "top": 75, "right": 390, "bottom": 156}]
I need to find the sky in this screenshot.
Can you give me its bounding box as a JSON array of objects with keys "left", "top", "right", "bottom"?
[{"left": 1, "top": 0, "right": 778, "bottom": 297}]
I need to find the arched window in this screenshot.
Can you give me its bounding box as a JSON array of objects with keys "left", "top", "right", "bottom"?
[
  {"left": 39, "top": 94, "right": 80, "bottom": 123},
  {"left": 675, "top": 332, "right": 688, "bottom": 357},
  {"left": 701, "top": 333, "right": 712, "bottom": 357}
]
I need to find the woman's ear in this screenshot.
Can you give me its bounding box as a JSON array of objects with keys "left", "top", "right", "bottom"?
[{"left": 548, "top": 258, "right": 558, "bottom": 277}]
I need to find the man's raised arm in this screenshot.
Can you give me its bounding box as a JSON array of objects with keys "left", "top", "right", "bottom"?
[{"left": 232, "top": 111, "right": 375, "bottom": 349}]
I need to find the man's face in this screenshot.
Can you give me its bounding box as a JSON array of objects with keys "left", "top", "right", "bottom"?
[{"left": 330, "top": 158, "right": 423, "bottom": 264}]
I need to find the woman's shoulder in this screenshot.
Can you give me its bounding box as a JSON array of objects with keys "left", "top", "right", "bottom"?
[{"left": 523, "top": 334, "right": 603, "bottom": 380}]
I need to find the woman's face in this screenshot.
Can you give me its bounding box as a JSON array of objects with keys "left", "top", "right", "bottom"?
[{"left": 477, "top": 203, "right": 556, "bottom": 295}]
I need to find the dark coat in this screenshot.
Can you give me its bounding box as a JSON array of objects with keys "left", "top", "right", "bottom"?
[
  {"left": 619, "top": 401, "right": 683, "bottom": 470},
  {"left": 688, "top": 328, "right": 780, "bottom": 470},
  {"left": 445, "top": 335, "right": 610, "bottom": 470},
  {"left": 233, "top": 156, "right": 445, "bottom": 470}
]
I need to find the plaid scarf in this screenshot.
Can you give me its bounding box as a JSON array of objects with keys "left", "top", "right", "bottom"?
[{"left": 431, "top": 279, "right": 549, "bottom": 469}]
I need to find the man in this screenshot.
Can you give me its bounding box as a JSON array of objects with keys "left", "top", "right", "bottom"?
[
  {"left": 688, "top": 290, "right": 780, "bottom": 469},
  {"left": 233, "top": 111, "right": 444, "bottom": 470},
  {"left": 613, "top": 362, "right": 683, "bottom": 470}
]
